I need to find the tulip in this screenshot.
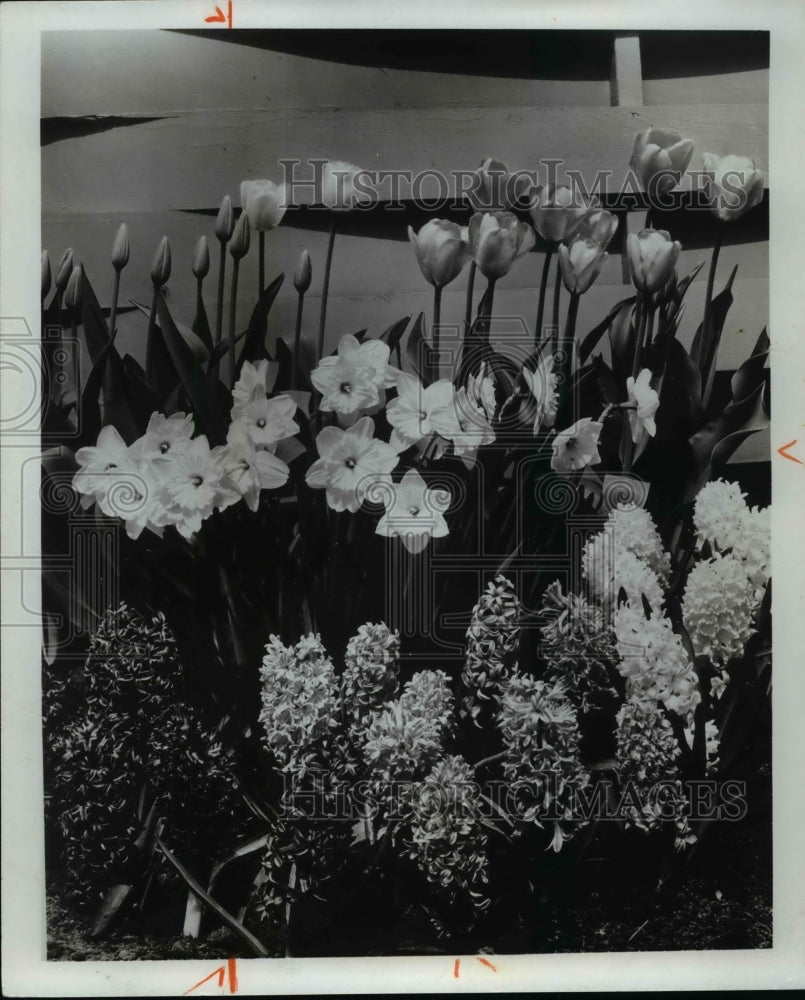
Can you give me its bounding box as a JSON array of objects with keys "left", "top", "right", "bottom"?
[
  {"left": 150, "top": 236, "right": 171, "bottom": 287},
  {"left": 558, "top": 237, "right": 608, "bottom": 295},
  {"left": 54, "top": 248, "right": 74, "bottom": 293},
  {"left": 576, "top": 207, "right": 619, "bottom": 250},
  {"left": 214, "top": 194, "right": 235, "bottom": 242},
  {"left": 467, "top": 211, "right": 535, "bottom": 282},
  {"left": 408, "top": 219, "right": 470, "bottom": 289},
  {"left": 41, "top": 251, "right": 51, "bottom": 301},
  {"left": 467, "top": 157, "right": 510, "bottom": 212},
  {"left": 626, "top": 228, "right": 681, "bottom": 295},
  {"left": 630, "top": 127, "right": 694, "bottom": 196},
  {"left": 293, "top": 249, "right": 312, "bottom": 295},
  {"left": 701, "top": 153, "right": 764, "bottom": 223},
  {"left": 229, "top": 213, "right": 250, "bottom": 260},
  {"left": 320, "top": 160, "right": 369, "bottom": 211},
  {"left": 111, "top": 223, "right": 130, "bottom": 271},
  {"left": 240, "top": 179, "right": 287, "bottom": 232},
  {"left": 528, "top": 185, "right": 588, "bottom": 244},
  {"left": 63, "top": 266, "right": 82, "bottom": 310},
  {"left": 227, "top": 213, "right": 250, "bottom": 381},
  {"left": 192, "top": 235, "right": 210, "bottom": 280}
]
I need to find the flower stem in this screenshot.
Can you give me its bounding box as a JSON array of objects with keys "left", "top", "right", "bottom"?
[
  {"left": 433, "top": 284, "right": 442, "bottom": 379},
  {"left": 215, "top": 239, "right": 227, "bottom": 345},
  {"left": 534, "top": 243, "right": 554, "bottom": 347},
  {"left": 146, "top": 284, "right": 158, "bottom": 385},
  {"left": 228, "top": 258, "right": 240, "bottom": 385},
  {"left": 258, "top": 231, "right": 265, "bottom": 299},
  {"left": 700, "top": 226, "right": 725, "bottom": 405},
  {"left": 291, "top": 290, "right": 304, "bottom": 391},
  {"left": 631, "top": 294, "right": 649, "bottom": 379},
  {"left": 317, "top": 217, "right": 337, "bottom": 361},
  {"left": 464, "top": 260, "right": 477, "bottom": 331},
  {"left": 108, "top": 269, "right": 121, "bottom": 343},
  {"left": 551, "top": 253, "right": 562, "bottom": 335}
]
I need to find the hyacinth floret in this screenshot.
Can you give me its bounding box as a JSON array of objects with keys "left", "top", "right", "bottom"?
[
  {"left": 582, "top": 532, "right": 664, "bottom": 612},
  {"left": 461, "top": 574, "right": 522, "bottom": 723},
  {"left": 340, "top": 622, "right": 401, "bottom": 738},
  {"left": 681, "top": 552, "right": 758, "bottom": 668}
]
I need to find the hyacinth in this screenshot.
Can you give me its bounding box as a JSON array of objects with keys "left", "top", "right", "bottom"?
[
  {"left": 583, "top": 532, "right": 664, "bottom": 612},
  {"left": 613, "top": 604, "right": 700, "bottom": 719},
  {"left": 684, "top": 719, "right": 721, "bottom": 774},
  {"left": 682, "top": 552, "right": 758, "bottom": 667},
  {"left": 340, "top": 622, "right": 401, "bottom": 738},
  {"left": 44, "top": 603, "right": 241, "bottom": 909},
  {"left": 461, "top": 575, "right": 522, "bottom": 723},
  {"left": 498, "top": 674, "right": 588, "bottom": 847},
  {"left": 615, "top": 697, "right": 685, "bottom": 833},
  {"left": 259, "top": 634, "right": 340, "bottom": 776},
  {"left": 538, "top": 581, "right": 619, "bottom": 711},
  {"left": 403, "top": 755, "right": 489, "bottom": 908},
  {"left": 601, "top": 505, "right": 671, "bottom": 584},
  {"left": 693, "top": 479, "right": 770, "bottom": 597}
]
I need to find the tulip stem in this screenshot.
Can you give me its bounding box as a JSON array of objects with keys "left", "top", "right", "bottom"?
[
  {"left": 561, "top": 292, "right": 580, "bottom": 390},
  {"left": 631, "top": 294, "right": 650, "bottom": 379},
  {"left": 146, "top": 285, "right": 159, "bottom": 386},
  {"left": 292, "top": 290, "right": 305, "bottom": 391},
  {"left": 108, "top": 269, "right": 121, "bottom": 343},
  {"left": 228, "top": 258, "right": 240, "bottom": 385},
  {"left": 432, "top": 284, "right": 442, "bottom": 379},
  {"left": 464, "top": 260, "right": 477, "bottom": 331},
  {"left": 534, "top": 244, "right": 554, "bottom": 346},
  {"left": 258, "top": 231, "right": 265, "bottom": 299},
  {"left": 551, "top": 254, "right": 562, "bottom": 346},
  {"left": 317, "top": 218, "right": 337, "bottom": 362},
  {"left": 215, "top": 239, "right": 227, "bottom": 345},
  {"left": 700, "top": 226, "right": 724, "bottom": 403}
]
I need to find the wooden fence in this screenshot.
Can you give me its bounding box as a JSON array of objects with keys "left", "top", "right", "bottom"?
[{"left": 41, "top": 28, "right": 769, "bottom": 497}]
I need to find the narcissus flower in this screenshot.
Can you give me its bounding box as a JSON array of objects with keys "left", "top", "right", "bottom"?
[
  {"left": 523, "top": 355, "right": 559, "bottom": 433},
  {"left": 558, "top": 237, "right": 608, "bottom": 295},
  {"left": 386, "top": 374, "right": 455, "bottom": 451},
  {"left": 528, "top": 184, "right": 589, "bottom": 243},
  {"left": 375, "top": 469, "right": 450, "bottom": 554},
  {"left": 231, "top": 359, "right": 278, "bottom": 413},
  {"left": 626, "top": 368, "right": 660, "bottom": 443},
  {"left": 129, "top": 411, "right": 195, "bottom": 466},
  {"left": 158, "top": 435, "right": 239, "bottom": 538},
  {"left": 467, "top": 362, "right": 497, "bottom": 421},
  {"left": 236, "top": 393, "right": 299, "bottom": 449},
  {"left": 73, "top": 425, "right": 139, "bottom": 511},
  {"left": 551, "top": 418, "right": 603, "bottom": 472},
  {"left": 320, "top": 160, "right": 371, "bottom": 210},
  {"left": 240, "top": 179, "right": 287, "bottom": 231},
  {"left": 305, "top": 416, "right": 398, "bottom": 513},
  {"left": 431, "top": 387, "right": 495, "bottom": 468},
  {"left": 701, "top": 152, "right": 765, "bottom": 223},
  {"left": 407, "top": 219, "right": 470, "bottom": 289},
  {"left": 311, "top": 334, "right": 399, "bottom": 418},
  {"left": 626, "top": 228, "right": 681, "bottom": 295},
  {"left": 466, "top": 211, "right": 535, "bottom": 281},
  {"left": 212, "top": 421, "right": 289, "bottom": 512},
  {"left": 630, "top": 127, "right": 695, "bottom": 195}
]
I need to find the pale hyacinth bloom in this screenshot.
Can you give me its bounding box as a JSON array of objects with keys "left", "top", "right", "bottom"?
[
  {"left": 551, "top": 417, "right": 603, "bottom": 473},
  {"left": 231, "top": 359, "right": 278, "bottom": 413},
  {"left": 693, "top": 479, "right": 770, "bottom": 595},
  {"left": 375, "top": 469, "right": 450, "bottom": 554},
  {"left": 212, "top": 421, "right": 289, "bottom": 512},
  {"left": 612, "top": 605, "right": 700, "bottom": 719},
  {"left": 626, "top": 368, "right": 660, "bottom": 444},
  {"left": 305, "top": 415, "right": 399, "bottom": 513},
  {"left": 682, "top": 552, "right": 759, "bottom": 668},
  {"left": 311, "top": 334, "right": 399, "bottom": 421},
  {"left": 522, "top": 354, "right": 559, "bottom": 434},
  {"left": 431, "top": 387, "right": 495, "bottom": 468},
  {"left": 386, "top": 374, "right": 456, "bottom": 452},
  {"left": 599, "top": 505, "right": 671, "bottom": 584},
  {"left": 158, "top": 435, "right": 240, "bottom": 539},
  {"left": 583, "top": 531, "right": 665, "bottom": 612},
  {"left": 466, "top": 361, "right": 497, "bottom": 422},
  {"left": 235, "top": 393, "right": 299, "bottom": 450}
]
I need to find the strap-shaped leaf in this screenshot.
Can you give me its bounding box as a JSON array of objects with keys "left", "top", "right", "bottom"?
[
  {"left": 690, "top": 263, "right": 738, "bottom": 410},
  {"left": 235, "top": 272, "right": 285, "bottom": 376},
  {"left": 579, "top": 294, "right": 635, "bottom": 364}
]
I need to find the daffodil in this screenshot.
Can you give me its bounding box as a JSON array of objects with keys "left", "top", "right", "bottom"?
[
  {"left": 129, "top": 411, "right": 195, "bottom": 466},
  {"left": 311, "top": 334, "right": 399, "bottom": 420},
  {"left": 212, "top": 421, "right": 290, "bottom": 512},
  {"left": 305, "top": 416, "right": 399, "bottom": 513},
  {"left": 236, "top": 393, "right": 299, "bottom": 450},
  {"left": 550, "top": 418, "right": 603, "bottom": 473},
  {"left": 375, "top": 469, "right": 450, "bottom": 554},
  {"left": 626, "top": 368, "right": 660, "bottom": 444},
  {"left": 386, "top": 374, "right": 456, "bottom": 451},
  {"left": 431, "top": 387, "right": 495, "bottom": 468},
  {"left": 159, "top": 435, "right": 240, "bottom": 538},
  {"left": 73, "top": 425, "right": 139, "bottom": 510},
  {"left": 231, "top": 359, "right": 278, "bottom": 412},
  {"left": 522, "top": 355, "right": 559, "bottom": 433},
  {"left": 466, "top": 362, "right": 497, "bottom": 421}
]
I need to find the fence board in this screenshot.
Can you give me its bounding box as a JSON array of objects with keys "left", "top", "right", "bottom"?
[{"left": 42, "top": 103, "right": 769, "bottom": 216}]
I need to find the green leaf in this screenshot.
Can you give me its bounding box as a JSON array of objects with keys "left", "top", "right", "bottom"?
[
  {"left": 192, "top": 290, "right": 214, "bottom": 353},
  {"left": 406, "top": 312, "right": 436, "bottom": 386},
  {"left": 236, "top": 272, "right": 285, "bottom": 374},
  {"left": 690, "top": 264, "right": 738, "bottom": 410},
  {"left": 90, "top": 884, "right": 134, "bottom": 938},
  {"left": 730, "top": 326, "right": 769, "bottom": 403},
  {"left": 579, "top": 295, "right": 635, "bottom": 364},
  {"left": 207, "top": 833, "right": 270, "bottom": 895},
  {"left": 378, "top": 316, "right": 411, "bottom": 354},
  {"left": 206, "top": 326, "right": 250, "bottom": 380},
  {"left": 155, "top": 290, "right": 227, "bottom": 442}
]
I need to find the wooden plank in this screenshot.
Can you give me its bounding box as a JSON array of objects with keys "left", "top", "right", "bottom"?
[
  {"left": 42, "top": 104, "right": 770, "bottom": 216},
  {"left": 644, "top": 69, "right": 768, "bottom": 107},
  {"left": 611, "top": 35, "right": 643, "bottom": 108}
]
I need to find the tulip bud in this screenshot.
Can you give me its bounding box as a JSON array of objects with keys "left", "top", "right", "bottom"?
[
  {"left": 408, "top": 219, "right": 471, "bottom": 289},
  {"left": 240, "top": 179, "right": 287, "bottom": 232},
  {"left": 111, "top": 223, "right": 130, "bottom": 271},
  {"left": 468, "top": 157, "right": 509, "bottom": 211},
  {"left": 630, "top": 127, "right": 694, "bottom": 197},
  {"left": 626, "top": 228, "right": 681, "bottom": 295},
  {"left": 63, "top": 265, "right": 83, "bottom": 310},
  {"left": 466, "top": 211, "right": 536, "bottom": 281},
  {"left": 528, "top": 185, "right": 589, "bottom": 244},
  {"left": 229, "top": 212, "right": 251, "bottom": 260},
  {"left": 41, "top": 251, "right": 52, "bottom": 300},
  {"left": 558, "top": 237, "right": 609, "bottom": 295},
  {"left": 192, "top": 235, "right": 210, "bottom": 279},
  {"left": 214, "top": 194, "right": 234, "bottom": 242},
  {"left": 701, "top": 152, "right": 765, "bottom": 223},
  {"left": 54, "top": 248, "right": 74, "bottom": 292},
  {"left": 293, "top": 249, "right": 312, "bottom": 294},
  {"left": 576, "top": 207, "right": 619, "bottom": 250},
  {"left": 150, "top": 236, "right": 172, "bottom": 286}
]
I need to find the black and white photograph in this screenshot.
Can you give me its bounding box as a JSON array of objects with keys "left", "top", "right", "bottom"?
[{"left": 1, "top": 1, "right": 804, "bottom": 994}]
